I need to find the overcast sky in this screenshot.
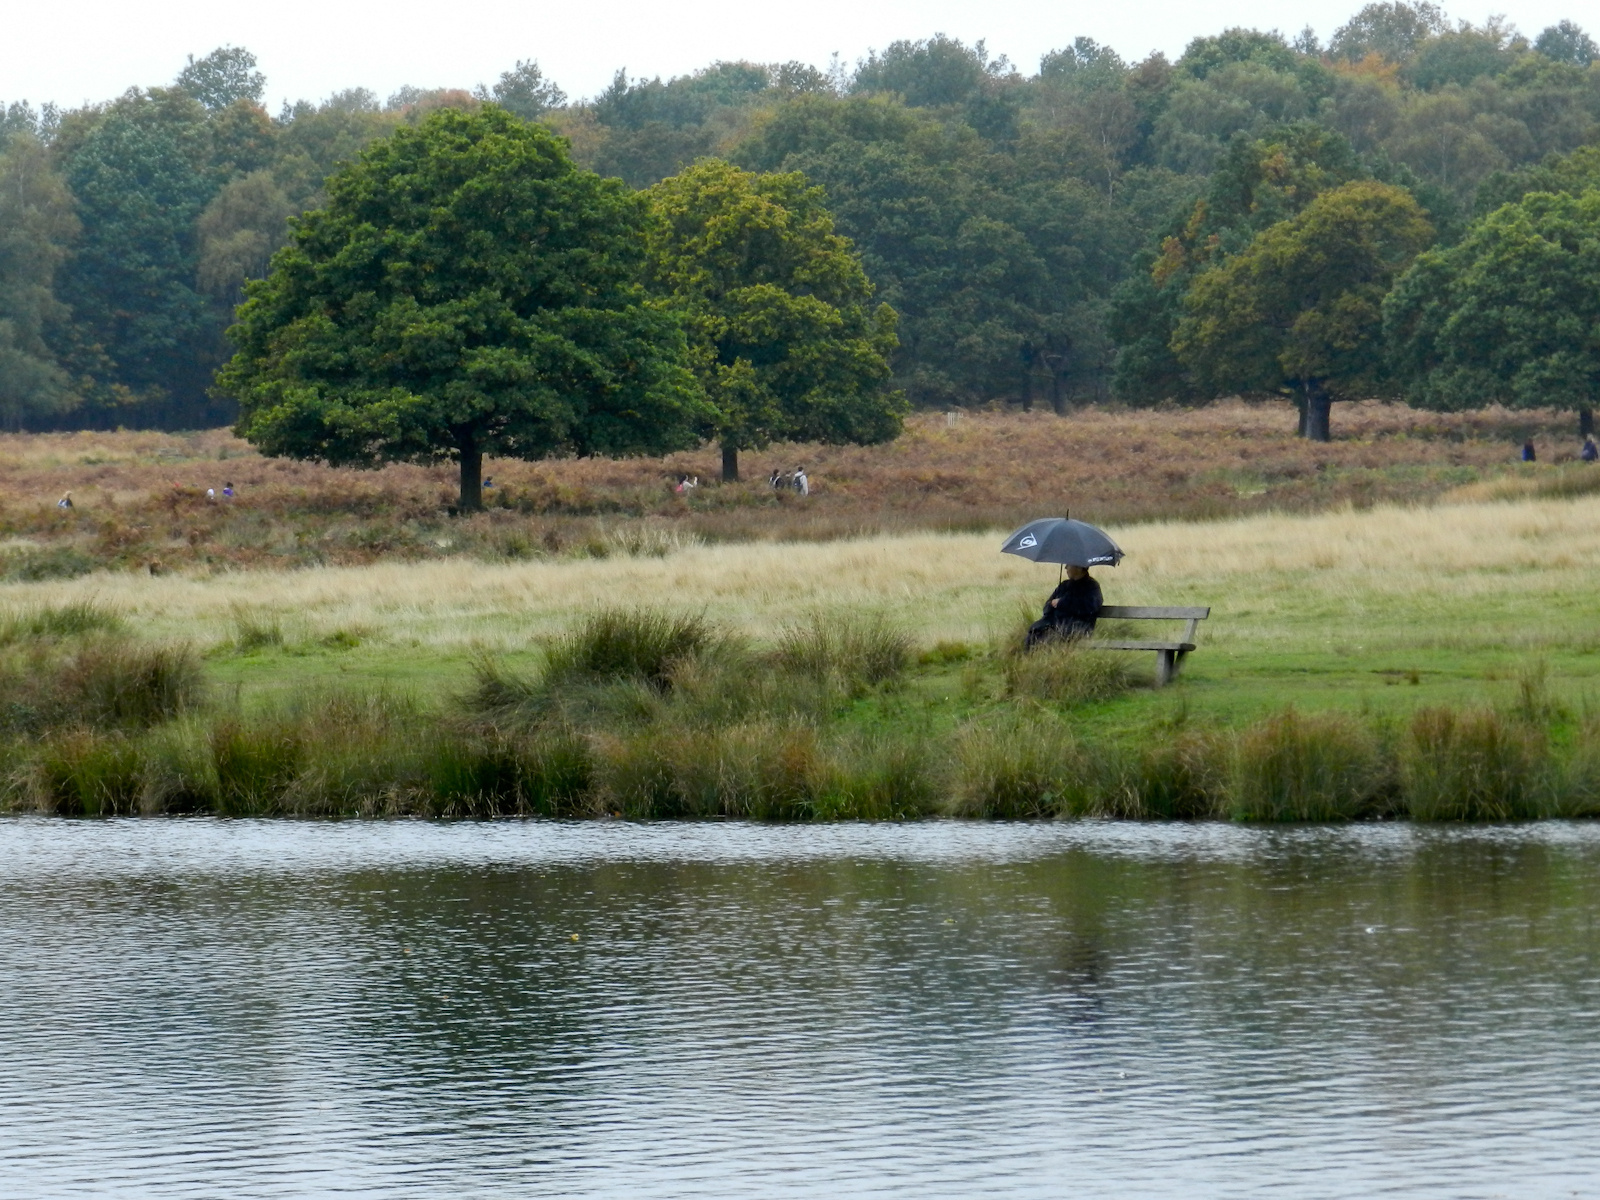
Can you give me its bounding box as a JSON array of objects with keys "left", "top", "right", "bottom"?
[{"left": 3, "top": 0, "right": 1583, "bottom": 113}]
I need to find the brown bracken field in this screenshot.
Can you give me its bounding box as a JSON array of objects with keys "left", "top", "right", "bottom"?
[{"left": 0, "top": 400, "right": 1586, "bottom": 580}]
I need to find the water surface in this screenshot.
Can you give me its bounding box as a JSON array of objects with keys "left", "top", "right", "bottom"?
[{"left": 3, "top": 819, "right": 1598, "bottom": 1198}]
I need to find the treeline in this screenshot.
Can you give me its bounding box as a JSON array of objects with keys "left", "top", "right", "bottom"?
[{"left": 2, "top": 4, "right": 1599, "bottom": 432}]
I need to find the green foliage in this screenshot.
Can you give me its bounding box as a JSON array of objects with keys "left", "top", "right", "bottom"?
[
  {"left": 220, "top": 108, "right": 704, "bottom": 509},
  {"left": 0, "top": 135, "right": 78, "bottom": 427},
  {"left": 1330, "top": 3, "right": 1450, "bottom": 63},
  {"left": 645, "top": 159, "right": 904, "bottom": 472},
  {"left": 175, "top": 47, "right": 266, "bottom": 111},
  {"left": 473, "top": 60, "right": 566, "bottom": 121},
  {"left": 1174, "top": 181, "right": 1433, "bottom": 435},
  {"left": 1385, "top": 188, "right": 1600, "bottom": 418},
  {"left": 1110, "top": 124, "right": 1365, "bottom": 404},
  {"left": 53, "top": 89, "right": 227, "bottom": 425}
]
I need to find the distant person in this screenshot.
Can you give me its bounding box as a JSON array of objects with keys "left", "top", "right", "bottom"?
[
  {"left": 793, "top": 467, "right": 809, "bottom": 496},
  {"left": 482, "top": 476, "right": 494, "bottom": 490},
  {"left": 769, "top": 469, "right": 784, "bottom": 489},
  {"left": 1522, "top": 439, "right": 1536, "bottom": 462},
  {"left": 1583, "top": 435, "right": 1597, "bottom": 463},
  {"left": 222, "top": 481, "right": 235, "bottom": 499},
  {"left": 1026, "top": 565, "right": 1103, "bottom": 651},
  {"left": 56, "top": 491, "right": 72, "bottom": 509},
  {"left": 206, "top": 487, "right": 216, "bottom": 500}
]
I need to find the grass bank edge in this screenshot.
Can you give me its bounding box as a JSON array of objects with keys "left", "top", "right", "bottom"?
[{"left": 4, "top": 602, "right": 1600, "bottom": 823}]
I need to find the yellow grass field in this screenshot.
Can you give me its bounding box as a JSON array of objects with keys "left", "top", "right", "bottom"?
[{"left": 3, "top": 491, "right": 1596, "bottom": 723}]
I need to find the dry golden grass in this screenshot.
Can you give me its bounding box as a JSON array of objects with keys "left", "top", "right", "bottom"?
[
  {"left": 0, "top": 400, "right": 1586, "bottom": 578},
  {"left": 5, "top": 493, "right": 1596, "bottom": 658}
]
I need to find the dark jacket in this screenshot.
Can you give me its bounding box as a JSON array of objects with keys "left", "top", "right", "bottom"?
[{"left": 1043, "top": 574, "right": 1103, "bottom": 637}]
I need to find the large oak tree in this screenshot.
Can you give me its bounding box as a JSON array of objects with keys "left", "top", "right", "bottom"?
[
  {"left": 1385, "top": 187, "right": 1600, "bottom": 435},
  {"left": 1172, "top": 179, "right": 1433, "bottom": 440},
  {"left": 218, "top": 107, "right": 703, "bottom": 509},
  {"left": 644, "top": 158, "right": 903, "bottom": 481}
]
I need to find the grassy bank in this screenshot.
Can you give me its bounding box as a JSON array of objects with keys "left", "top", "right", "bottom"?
[
  {"left": 3, "top": 401, "right": 1596, "bottom": 580},
  {"left": 3, "top": 486, "right": 1599, "bottom": 822},
  {"left": 1, "top": 603, "right": 1595, "bottom": 822}
]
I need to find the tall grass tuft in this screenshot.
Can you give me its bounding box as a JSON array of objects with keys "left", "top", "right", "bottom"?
[
  {"left": 774, "top": 612, "right": 911, "bottom": 691},
  {"left": 425, "top": 725, "right": 593, "bottom": 817},
  {"left": 1401, "top": 706, "right": 1546, "bottom": 820},
  {"left": 544, "top": 608, "right": 715, "bottom": 690},
  {"left": 0, "top": 600, "right": 123, "bottom": 644},
  {"left": 61, "top": 641, "right": 207, "bottom": 729},
  {"left": 814, "top": 733, "right": 942, "bottom": 820},
  {"left": 1552, "top": 719, "right": 1600, "bottom": 817},
  {"left": 951, "top": 712, "right": 1084, "bottom": 818},
  {"left": 29, "top": 730, "right": 144, "bottom": 815},
  {"left": 1229, "top": 709, "right": 1393, "bottom": 821},
  {"left": 1113, "top": 731, "right": 1228, "bottom": 819},
  {"left": 1004, "top": 641, "right": 1135, "bottom": 706}
]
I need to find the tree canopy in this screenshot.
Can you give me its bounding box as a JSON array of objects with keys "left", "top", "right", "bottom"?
[
  {"left": 1384, "top": 188, "right": 1600, "bottom": 429},
  {"left": 1173, "top": 180, "right": 1433, "bottom": 439},
  {"left": 5, "top": 9, "right": 1600, "bottom": 434},
  {"left": 218, "top": 107, "right": 703, "bottom": 509},
  {"left": 644, "top": 159, "right": 902, "bottom": 480}
]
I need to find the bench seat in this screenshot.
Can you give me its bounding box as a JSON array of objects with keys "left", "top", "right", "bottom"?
[
  {"left": 1096, "top": 640, "right": 1197, "bottom": 653},
  {"left": 1089, "top": 604, "right": 1210, "bottom": 686}
]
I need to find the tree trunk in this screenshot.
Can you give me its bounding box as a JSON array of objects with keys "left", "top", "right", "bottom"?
[
  {"left": 458, "top": 436, "right": 483, "bottom": 512},
  {"left": 1581, "top": 407, "right": 1594, "bottom": 437},
  {"left": 721, "top": 442, "right": 739, "bottom": 483},
  {"left": 1304, "top": 381, "right": 1333, "bottom": 443}
]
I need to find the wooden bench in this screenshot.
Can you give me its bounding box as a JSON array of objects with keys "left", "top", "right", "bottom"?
[{"left": 1094, "top": 605, "right": 1211, "bottom": 686}]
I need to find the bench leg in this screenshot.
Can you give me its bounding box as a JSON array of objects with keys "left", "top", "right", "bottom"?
[{"left": 1155, "top": 649, "right": 1175, "bottom": 687}]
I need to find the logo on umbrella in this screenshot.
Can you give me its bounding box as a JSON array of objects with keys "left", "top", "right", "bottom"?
[{"left": 1018, "top": 534, "right": 1038, "bottom": 548}]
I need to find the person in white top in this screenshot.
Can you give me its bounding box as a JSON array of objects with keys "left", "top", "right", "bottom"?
[{"left": 793, "top": 467, "right": 809, "bottom": 496}]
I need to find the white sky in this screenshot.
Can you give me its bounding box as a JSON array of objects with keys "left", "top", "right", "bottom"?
[{"left": 3, "top": 0, "right": 1584, "bottom": 113}]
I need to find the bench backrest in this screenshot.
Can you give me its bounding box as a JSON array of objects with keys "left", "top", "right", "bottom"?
[
  {"left": 1099, "top": 606, "right": 1209, "bottom": 620},
  {"left": 1099, "top": 605, "right": 1210, "bottom": 645}
]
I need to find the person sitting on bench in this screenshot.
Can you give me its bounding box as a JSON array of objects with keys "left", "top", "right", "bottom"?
[{"left": 1027, "top": 565, "right": 1102, "bottom": 650}]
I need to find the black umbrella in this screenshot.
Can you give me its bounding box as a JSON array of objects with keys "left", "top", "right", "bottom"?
[{"left": 1000, "top": 516, "right": 1124, "bottom": 567}]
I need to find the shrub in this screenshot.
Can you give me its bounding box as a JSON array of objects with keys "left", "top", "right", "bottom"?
[
  {"left": 1401, "top": 706, "right": 1546, "bottom": 820},
  {"left": 1229, "top": 710, "right": 1393, "bottom": 821},
  {"left": 774, "top": 612, "right": 911, "bottom": 691},
  {"left": 1004, "top": 641, "right": 1134, "bottom": 706}
]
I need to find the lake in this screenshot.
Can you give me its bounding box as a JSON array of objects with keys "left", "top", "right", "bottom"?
[{"left": 2, "top": 818, "right": 1598, "bottom": 1198}]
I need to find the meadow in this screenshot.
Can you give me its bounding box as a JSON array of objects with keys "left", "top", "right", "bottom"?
[
  {"left": 1, "top": 400, "right": 1590, "bottom": 580},
  {"left": 3, "top": 468, "right": 1599, "bottom": 821}
]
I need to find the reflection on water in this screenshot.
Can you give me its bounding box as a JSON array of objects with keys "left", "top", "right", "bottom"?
[{"left": 3, "top": 819, "right": 1599, "bottom": 1198}]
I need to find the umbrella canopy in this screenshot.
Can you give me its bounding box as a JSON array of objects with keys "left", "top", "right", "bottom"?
[{"left": 1000, "top": 517, "right": 1124, "bottom": 567}]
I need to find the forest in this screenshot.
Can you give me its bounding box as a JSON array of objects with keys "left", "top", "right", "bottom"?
[{"left": 1, "top": 2, "right": 1598, "bottom": 435}]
